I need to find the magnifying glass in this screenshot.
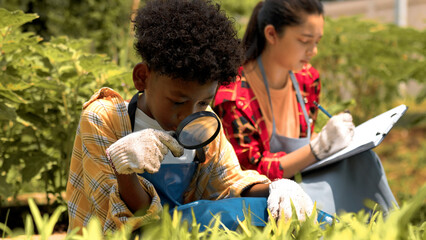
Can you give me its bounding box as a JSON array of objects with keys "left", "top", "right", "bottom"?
[{"left": 175, "top": 111, "right": 221, "bottom": 149}]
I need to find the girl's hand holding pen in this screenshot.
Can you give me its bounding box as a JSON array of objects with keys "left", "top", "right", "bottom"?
[
  {"left": 313, "top": 101, "right": 332, "bottom": 118},
  {"left": 309, "top": 112, "right": 355, "bottom": 160}
]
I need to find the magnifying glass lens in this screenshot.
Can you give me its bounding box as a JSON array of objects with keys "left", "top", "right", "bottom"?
[{"left": 176, "top": 111, "right": 220, "bottom": 149}]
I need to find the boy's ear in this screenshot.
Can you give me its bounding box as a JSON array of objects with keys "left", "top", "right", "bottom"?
[
  {"left": 264, "top": 24, "right": 278, "bottom": 45},
  {"left": 133, "top": 62, "right": 150, "bottom": 91}
]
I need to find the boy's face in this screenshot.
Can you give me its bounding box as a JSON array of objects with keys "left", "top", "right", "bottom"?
[{"left": 135, "top": 64, "right": 218, "bottom": 131}]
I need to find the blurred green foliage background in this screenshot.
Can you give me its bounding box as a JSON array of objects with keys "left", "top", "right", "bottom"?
[{"left": 0, "top": 0, "right": 424, "bottom": 209}]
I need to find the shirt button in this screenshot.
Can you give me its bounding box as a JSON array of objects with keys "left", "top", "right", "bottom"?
[
  {"left": 304, "top": 97, "right": 308, "bottom": 104},
  {"left": 237, "top": 101, "right": 244, "bottom": 107}
]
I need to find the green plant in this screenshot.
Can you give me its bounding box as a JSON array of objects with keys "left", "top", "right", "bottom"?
[
  {"left": 0, "top": 0, "right": 135, "bottom": 67},
  {"left": 1, "top": 185, "right": 425, "bottom": 239},
  {"left": 27, "top": 198, "right": 66, "bottom": 239},
  {"left": 0, "top": 0, "right": 260, "bottom": 68},
  {"left": 0, "top": 8, "right": 132, "bottom": 203}
]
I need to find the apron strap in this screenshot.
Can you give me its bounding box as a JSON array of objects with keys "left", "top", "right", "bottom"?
[
  {"left": 128, "top": 91, "right": 142, "bottom": 132},
  {"left": 289, "top": 71, "right": 311, "bottom": 139},
  {"left": 257, "top": 57, "right": 278, "bottom": 135},
  {"left": 256, "top": 57, "right": 311, "bottom": 138}
]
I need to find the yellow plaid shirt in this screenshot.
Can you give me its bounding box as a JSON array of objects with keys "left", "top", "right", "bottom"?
[{"left": 66, "top": 87, "right": 270, "bottom": 233}]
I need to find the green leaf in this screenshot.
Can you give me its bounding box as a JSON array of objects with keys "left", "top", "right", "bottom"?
[
  {"left": 1, "top": 32, "right": 42, "bottom": 56},
  {"left": 24, "top": 214, "right": 34, "bottom": 237},
  {"left": 0, "top": 8, "right": 38, "bottom": 29},
  {"left": 78, "top": 54, "right": 110, "bottom": 73},
  {"left": 31, "top": 78, "right": 63, "bottom": 91},
  {"left": 22, "top": 152, "right": 50, "bottom": 180},
  {"left": 40, "top": 43, "right": 74, "bottom": 63},
  {"left": 0, "top": 89, "right": 28, "bottom": 104},
  {"left": 0, "top": 102, "right": 17, "bottom": 121},
  {"left": 43, "top": 205, "right": 66, "bottom": 239},
  {"left": 0, "top": 222, "right": 13, "bottom": 238},
  {"left": 0, "top": 79, "right": 33, "bottom": 91},
  {"left": 51, "top": 36, "right": 92, "bottom": 52},
  {"left": 0, "top": 174, "right": 12, "bottom": 198},
  {"left": 85, "top": 218, "right": 103, "bottom": 240},
  {"left": 28, "top": 198, "right": 44, "bottom": 234}
]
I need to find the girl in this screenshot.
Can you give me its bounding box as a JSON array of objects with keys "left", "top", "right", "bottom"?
[{"left": 213, "top": 0, "right": 397, "bottom": 215}]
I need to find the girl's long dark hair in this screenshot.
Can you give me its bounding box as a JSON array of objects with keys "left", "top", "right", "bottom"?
[{"left": 242, "top": 0, "right": 324, "bottom": 64}]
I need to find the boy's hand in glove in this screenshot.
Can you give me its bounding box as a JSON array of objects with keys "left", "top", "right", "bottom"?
[
  {"left": 106, "top": 129, "right": 184, "bottom": 174},
  {"left": 310, "top": 112, "right": 355, "bottom": 160},
  {"left": 267, "top": 179, "right": 314, "bottom": 221}
]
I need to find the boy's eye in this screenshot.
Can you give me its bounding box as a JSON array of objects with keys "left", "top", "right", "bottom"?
[
  {"left": 174, "top": 101, "right": 185, "bottom": 105},
  {"left": 299, "top": 39, "right": 310, "bottom": 44},
  {"left": 199, "top": 101, "right": 210, "bottom": 107},
  {"left": 170, "top": 98, "right": 186, "bottom": 105}
]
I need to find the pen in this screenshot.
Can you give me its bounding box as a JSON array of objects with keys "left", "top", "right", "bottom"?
[{"left": 313, "top": 101, "right": 332, "bottom": 118}]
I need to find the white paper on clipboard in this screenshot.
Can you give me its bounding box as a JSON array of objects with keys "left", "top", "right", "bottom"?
[{"left": 302, "top": 104, "right": 408, "bottom": 173}]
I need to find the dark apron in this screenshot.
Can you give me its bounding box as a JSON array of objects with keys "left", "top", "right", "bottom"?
[{"left": 257, "top": 57, "right": 398, "bottom": 215}]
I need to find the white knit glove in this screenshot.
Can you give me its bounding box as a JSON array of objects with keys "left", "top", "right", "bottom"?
[
  {"left": 106, "top": 129, "right": 184, "bottom": 174},
  {"left": 310, "top": 112, "right": 355, "bottom": 160},
  {"left": 267, "top": 179, "right": 314, "bottom": 222}
]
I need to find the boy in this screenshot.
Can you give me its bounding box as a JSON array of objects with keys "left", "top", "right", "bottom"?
[{"left": 66, "top": 0, "right": 314, "bottom": 233}]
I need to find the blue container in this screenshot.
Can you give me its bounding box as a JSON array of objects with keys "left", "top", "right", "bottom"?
[{"left": 317, "top": 209, "right": 336, "bottom": 227}]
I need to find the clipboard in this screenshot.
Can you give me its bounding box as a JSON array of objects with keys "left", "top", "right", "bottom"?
[{"left": 302, "top": 104, "right": 408, "bottom": 173}]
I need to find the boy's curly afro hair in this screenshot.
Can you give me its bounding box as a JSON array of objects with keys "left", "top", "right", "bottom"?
[{"left": 133, "top": 0, "right": 243, "bottom": 85}]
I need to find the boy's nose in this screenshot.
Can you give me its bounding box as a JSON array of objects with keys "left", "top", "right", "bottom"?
[{"left": 178, "top": 105, "right": 199, "bottom": 123}]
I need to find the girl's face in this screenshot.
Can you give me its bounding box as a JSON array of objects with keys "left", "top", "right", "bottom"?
[
  {"left": 139, "top": 71, "right": 218, "bottom": 132},
  {"left": 270, "top": 13, "right": 324, "bottom": 72}
]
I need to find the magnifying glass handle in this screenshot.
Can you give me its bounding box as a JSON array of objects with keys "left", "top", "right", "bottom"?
[{"left": 195, "top": 148, "right": 205, "bottom": 163}]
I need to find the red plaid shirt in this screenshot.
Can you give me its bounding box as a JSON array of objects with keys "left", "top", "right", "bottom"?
[{"left": 213, "top": 65, "right": 320, "bottom": 180}]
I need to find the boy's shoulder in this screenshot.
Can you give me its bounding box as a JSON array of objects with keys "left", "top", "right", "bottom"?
[
  {"left": 79, "top": 87, "right": 131, "bottom": 137},
  {"left": 83, "top": 87, "right": 125, "bottom": 110},
  {"left": 80, "top": 88, "right": 129, "bottom": 124}
]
